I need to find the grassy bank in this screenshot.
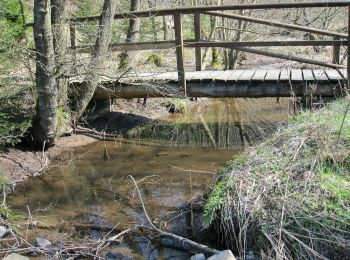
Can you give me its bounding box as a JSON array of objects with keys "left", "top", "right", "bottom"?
[{"left": 205, "top": 98, "right": 350, "bottom": 259}]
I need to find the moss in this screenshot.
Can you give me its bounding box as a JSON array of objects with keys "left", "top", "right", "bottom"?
[
  {"left": 55, "top": 107, "right": 70, "bottom": 133},
  {"left": 118, "top": 52, "right": 129, "bottom": 70},
  {"left": 165, "top": 98, "right": 188, "bottom": 113},
  {"left": 145, "top": 52, "right": 164, "bottom": 67}
]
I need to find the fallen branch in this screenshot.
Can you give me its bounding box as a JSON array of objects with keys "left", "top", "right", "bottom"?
[{"left": 118, "top": 175, "right": 219, "bottom": 255}]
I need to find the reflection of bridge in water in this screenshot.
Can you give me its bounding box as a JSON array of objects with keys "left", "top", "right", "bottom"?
[{"left": 126, "top": 99, "right": 291, "bottom": 149}]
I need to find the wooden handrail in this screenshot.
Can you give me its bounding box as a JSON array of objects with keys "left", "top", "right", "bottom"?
[
  {"left": 71, "top": 1, "right": 350, "bottom": 22},
  {"left": 72, "top": 40, "right": 348, "bottom": 53},
  {"left": 24, "top": 0, "right": 350, "bottom": 26},
  {"left": 204, "top": 11, "right": 348, "bottom": 39}
]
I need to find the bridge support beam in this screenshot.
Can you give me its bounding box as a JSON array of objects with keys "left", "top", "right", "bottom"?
[
  {"left": 77, "top": 81, "right": 345, "bottom": 100},
  {"left": 194, "top": 11, "right": 202, "bottom": 71}
]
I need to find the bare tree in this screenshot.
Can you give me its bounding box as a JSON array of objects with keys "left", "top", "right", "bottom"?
[
  {"left": 74, "top": 0, "right": 118, "bottom": 119},
  {"left": 119, "top": 0, "right": 141, "bottom": 69},
  {"left": 51, "top": 0, "right": 71, "bottom": 134},
  {"left": 33, "top": 0, "right": 59, "bottom": 146}
]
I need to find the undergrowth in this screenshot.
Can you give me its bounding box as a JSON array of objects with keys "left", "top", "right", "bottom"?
[
  {"left": 0, "top": 80, "right": 35, "bottom": 147},
  {"left": 205, "top": 98, "right": 350, "bottom": 259}
]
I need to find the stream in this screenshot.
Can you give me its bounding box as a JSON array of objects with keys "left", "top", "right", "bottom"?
[{"left": 7, "top": 98, "right": 291, "bottom": 259}]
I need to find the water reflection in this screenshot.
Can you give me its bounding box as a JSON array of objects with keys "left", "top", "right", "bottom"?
[{"left": 127, "top": 98, "right": 291, "bottom": 148}]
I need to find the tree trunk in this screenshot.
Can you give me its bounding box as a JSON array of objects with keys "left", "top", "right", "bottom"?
[
  {"left": 74, "top": 0, "right": 118, "bottom": 119},
  {"left": 228, "top": 11, "right": 247, "bottom": 70},
  {"left": 210, "top": 15, "right": 220, "bottom": 69},
  {"left": 148, "top": 0, "right": 158, "bottom": 41},
  {"left": 162, "top": 16, "right": 171, "bottom": 40},
  {"left": 119, "top": 0, "right": 140, "bottom": 69},
  {"left": 33, "top": 0, "right": 58, "bottom": 147},
  {"left": 51, "top": 0, "right": 71, "bottom": 134}
]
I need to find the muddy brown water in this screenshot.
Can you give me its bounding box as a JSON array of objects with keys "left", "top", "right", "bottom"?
[{"left": 8, "top": 98, "right": 291, "bottom": 259}]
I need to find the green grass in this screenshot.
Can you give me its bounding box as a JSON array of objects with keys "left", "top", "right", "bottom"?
[{"left": 205, "top": 98, "right": 350, "bottom": 259}]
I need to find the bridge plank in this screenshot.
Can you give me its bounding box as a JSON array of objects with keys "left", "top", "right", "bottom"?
[
  {"left": 133, "top": 73, "right": 157, "bottom": 82},
  {"left": 199, "top": 71, "right": 217, "bottom": 80},
  {"left": 313, "top": 70, "right": 329, "bottom": 81},
  {"left": 251, "top": 70, "right": 267, "bottom": 81},
  {"left": 325, "top": 70, "right": 343, "bottom": 82},
  {"left": 226, "top": 70, "right": 245, "bottom": 81},
  {"left": 211, "top": 71, "right": 228, "bottom": 81},
  {"left": 215, "top": 70, "right": 234, "bottom": 81},
  {"left": 291, "top": 69, "right": 303, "bottom": 82},
  {"left": 237, "top": 70, "right": 256, "bottom": 82},
  {"left": 279, "top": 70, "right": 291, "bottom": 81},
  {"left": 155, "top": 72, "right": 178, "bottom": 81},
  {"left": 302, "top": 70, "right": 314, "bottom": 81},
  {"left": 339, "top": 69, "right": 348, "bottom": 80},
  {"left": 186, "top": 71, "right": 199, "bottom": 81},
  {"left": 189, "top": 71, "right": 206, "bottom": 81},
  {"left": 264, "top": 70, "right": 280, "bottom": 81}
]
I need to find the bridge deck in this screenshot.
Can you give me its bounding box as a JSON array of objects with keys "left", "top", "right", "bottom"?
[
  {"left": 121, "top": 69, "right": 347, "bottom": 84},
  {"left": 72, "top": 69, "right": 348, "bottom": 99}
]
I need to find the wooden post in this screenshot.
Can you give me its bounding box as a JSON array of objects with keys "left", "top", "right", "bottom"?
[
  {"left": 194, "top": 11, "right": 202, "bottom": 71},
  {"left": 333, "top": 36, "right": 340, "bottom": 64},
  {"left": 70, "top": 23, "right": 77, "bottom": 49},
  {"left": 70, "top": 22, "right": 77, "bottom": 71},
  {"left": 174, "top": 12, "right": 186, "bottom": 95}
]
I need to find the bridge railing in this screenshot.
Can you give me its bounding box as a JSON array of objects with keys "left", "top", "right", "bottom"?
[{"left": 28, "top": 1, "right": 350, "bottom": 95}]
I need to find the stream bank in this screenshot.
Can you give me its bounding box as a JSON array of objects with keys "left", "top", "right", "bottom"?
[{"left": 204, "top": 98, "right": 350, "bottom": 259}]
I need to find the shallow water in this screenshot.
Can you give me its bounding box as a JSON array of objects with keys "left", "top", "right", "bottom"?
[{"left": 8, "top": 98, "right": 291, "bottom": 259}]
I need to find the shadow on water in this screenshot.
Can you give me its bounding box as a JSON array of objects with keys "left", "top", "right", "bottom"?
[
  {"left": 8, "top": 98, "right": 292, "bottom": 259},
  {"left": 86, "top": 111, "right": 152, "bottom": 135}
]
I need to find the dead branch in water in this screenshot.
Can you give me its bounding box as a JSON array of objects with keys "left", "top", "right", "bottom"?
[{"left": 107, "top": 175, "right": 219, "bottom": 255}]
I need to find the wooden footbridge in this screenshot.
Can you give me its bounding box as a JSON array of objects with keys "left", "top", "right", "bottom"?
[
  {"left": 85, "top": 69, "right": 347, "bottom": 99},
  {"left": 66, "top": 1, "right": 350, "bottom": 98}
]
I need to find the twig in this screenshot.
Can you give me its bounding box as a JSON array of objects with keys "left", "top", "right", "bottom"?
[
  {"left": 108, "top": 227, "right": 134, "bottom": 241},
  {"left": 168, "top": 164, "right": 215, "bottom": 175}
]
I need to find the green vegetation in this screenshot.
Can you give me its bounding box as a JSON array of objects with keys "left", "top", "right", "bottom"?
[
  {"left": 0, "top": 173, "right": 17, "bottom": 223},
  {"left": 145, "top": 52, "right": 164, "bottom": 67},
  {"left": 0, "top": 1, "right": 33, "bottom": 147},
  {"left": 205, "top": 99, "right": 350, "bottom": 259},
  {"left": 0, "top": 81, "right": 35, "bottom": 147},
  {"left": 0, "top": 0, "right": 27, "bottom": 54},
  {"left": 165, "top": 98, "right": 188, "bottom": 113}
]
